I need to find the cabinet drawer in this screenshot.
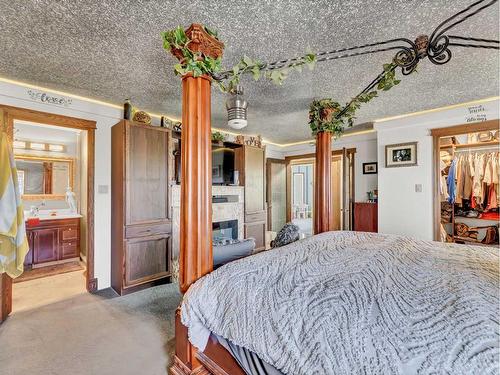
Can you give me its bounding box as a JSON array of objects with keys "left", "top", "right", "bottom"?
[
  {"left": 60, "top": 241, "right": 79, "bottom": 259},
  {"left": 61, "top": 226, "right": 79, "bottom": 241},
  {"left": 125, "top": 222, "right": 171, "bottom": 239},
  {"left": 245, "top": 211, "right": 266, "bottom": 223}
]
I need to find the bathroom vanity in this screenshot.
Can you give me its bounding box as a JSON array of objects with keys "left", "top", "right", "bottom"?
[{"left": 24, "top": 215, "right": 81, "bottom": 269}]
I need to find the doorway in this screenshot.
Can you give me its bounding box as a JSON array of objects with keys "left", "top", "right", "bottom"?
[
  {"left": 432, "top": 119, "right": 499, "bottom": 246},
  {"left": 284, "top": 148, "right": 355, "bottom": 236},
  {"left": 0, "top": 105, "right": 96, "bottom": 321}
]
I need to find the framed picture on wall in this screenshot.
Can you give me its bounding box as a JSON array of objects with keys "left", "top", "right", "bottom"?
[
  {"left": 362, "top": 162, "right": 377, "bottom": 174},
  {"left": 385, "top": 142, "right": 418, "bottom": 168}
]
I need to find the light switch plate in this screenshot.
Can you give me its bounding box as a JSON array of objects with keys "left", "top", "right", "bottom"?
[
  {"left": 415, "top": 184, "right": 423, "bottom": 193},
  {"left": 98, "top": 185, "right": 109, "bottom": 194}
]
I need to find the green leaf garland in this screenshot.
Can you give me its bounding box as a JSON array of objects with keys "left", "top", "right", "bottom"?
[{"left": 161, "top": 25, "right": 316, "bottom": 92}]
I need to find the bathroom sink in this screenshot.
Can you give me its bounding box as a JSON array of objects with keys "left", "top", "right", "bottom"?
[{"left": 24, "top": 209, "right": 83, "bottom": 221}]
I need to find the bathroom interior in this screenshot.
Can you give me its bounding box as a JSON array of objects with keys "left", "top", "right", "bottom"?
[{"left": 12, "top": 119, "right": 89, "bottom": 312}]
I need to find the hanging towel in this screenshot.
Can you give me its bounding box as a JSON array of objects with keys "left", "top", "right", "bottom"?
[{"left": 0, "top": 131, "right": 29, "bottom": 278}]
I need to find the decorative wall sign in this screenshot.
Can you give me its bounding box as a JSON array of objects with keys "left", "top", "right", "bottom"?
[
  {"left": 465, "top": 104, "right": 488, "bottom": 123},
  {"left": 362, "top": 162, "right": 378, "bottom": 174},
  {"left": 385, "top": 142, "right": 418, "bottom": 168},
  {"left": 26, "top": 89, "right": 73, "bottom": 107}
]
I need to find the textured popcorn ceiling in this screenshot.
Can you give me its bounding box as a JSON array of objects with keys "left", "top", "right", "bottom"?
[{"left": 0, "top": 1, "right": 498, "bottom": 143}]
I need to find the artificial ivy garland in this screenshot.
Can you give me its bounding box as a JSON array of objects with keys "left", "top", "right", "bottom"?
[
  {"left": 161, "top": 26, "right": 317, "bottom": 92},
  {"left": 161, "top": 25, "right": 412, "bottom": 137},
  {"left": 309, "top": 62, "right": 407, "bottom": 137}
]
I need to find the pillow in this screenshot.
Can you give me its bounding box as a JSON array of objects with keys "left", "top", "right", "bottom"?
[{"left": 271, "top": 223, "right": 300, "bottom": 248}]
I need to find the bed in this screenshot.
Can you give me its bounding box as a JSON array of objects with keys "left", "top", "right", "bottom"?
[{"left": 180, "top": 231, "right": 499, "bottom": 375}]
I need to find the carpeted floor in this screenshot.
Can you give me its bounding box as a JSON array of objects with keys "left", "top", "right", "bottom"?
[{"left": 0, "top": 283, "right": 182, "bottom": 375}]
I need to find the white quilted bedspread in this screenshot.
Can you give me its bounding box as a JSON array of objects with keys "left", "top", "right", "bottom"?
[{"left": 181, "top": 231, "right": 499, "bottom": 375}]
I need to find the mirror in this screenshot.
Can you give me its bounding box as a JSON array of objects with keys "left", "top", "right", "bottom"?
[{"left": 14, "top": 155, "right": 74, "bottom": 200}]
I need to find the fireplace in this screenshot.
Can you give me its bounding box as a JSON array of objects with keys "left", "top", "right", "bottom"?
[{"left": 213, "top": 219, "right": 238, "bottom": 245}]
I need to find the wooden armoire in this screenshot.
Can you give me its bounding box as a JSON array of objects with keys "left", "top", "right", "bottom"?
[
  {"left": 111, "top": 120, "right": 172, "bottom": 295},
  {"left": 235, "top": 145, "right": 267, "bottom": 251}
]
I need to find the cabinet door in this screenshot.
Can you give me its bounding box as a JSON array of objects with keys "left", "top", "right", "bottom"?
[
  {"left": 244, "top": 147, "right": 265, "bottom": 213},
  {"left": 23, "top": 230, "right": 34, "bottom": 268},
  {"left": 33, "top": 228, "right": 59, "bottom": 264},
  {"left": 245, "top": 222, "right": 266, "bottom": 251},
  {"left": 124, "top": 235, "right": 171, "bottom": 287},
  {"left": 126, "top": 125, "right": 170, "bottom": 225}
]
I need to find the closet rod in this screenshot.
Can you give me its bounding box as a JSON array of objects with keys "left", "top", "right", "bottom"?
[
  {"left": 439, "top": 141, "right": 499, "bottom": 150},
  {"left": 453, "top": 146, "right": 499, "bottom": 153}
]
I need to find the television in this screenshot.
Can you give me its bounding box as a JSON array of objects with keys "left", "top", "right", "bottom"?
[
  {"left": 175, "top": 143, "right": 236, "bottom": 185},
  {"left": 212, "top": 146, "right": 235, "bottom": 185}
]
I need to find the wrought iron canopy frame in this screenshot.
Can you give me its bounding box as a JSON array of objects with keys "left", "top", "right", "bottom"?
[{"left": 214, "top": 0, "right": 499, "bottom": 122}]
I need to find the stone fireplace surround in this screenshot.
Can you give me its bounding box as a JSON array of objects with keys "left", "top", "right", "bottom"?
[{"left": 171, "top": 185, "right": 245, "bottom": 278}]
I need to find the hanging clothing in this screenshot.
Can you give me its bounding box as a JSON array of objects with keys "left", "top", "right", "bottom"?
[
  {"left": 447, "top": 159, "right": 457, "bottom": 204},
  {"left": 472, "top": 153, "right": 486, "bottom": 206},
  {"left": 440, "top": 160, "right": 449, "bottom": 201},
  {"left": 462, "top": 154, "right": 473, "bottom": 200},
  {"left": 455, "top": 155, "right": 463, "bottom": 206},
  {"left": 0, "top": 132, "right": 29, "bottom": 278}
]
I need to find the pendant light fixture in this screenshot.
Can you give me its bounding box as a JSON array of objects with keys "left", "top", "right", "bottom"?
[{"left": 226, "top": 85, "right": 248, "bottom": 129}]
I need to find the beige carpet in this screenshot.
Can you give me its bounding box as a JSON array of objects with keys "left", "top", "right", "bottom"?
[
  {"left": 13, "top": 270, "right": 87, "bottom": 312},
  {"left": 0, "top": 283, "right": 182, "bottom": 375}
]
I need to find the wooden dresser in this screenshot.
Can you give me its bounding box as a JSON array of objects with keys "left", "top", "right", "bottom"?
[
  {"left": 24, "top": 217, "right": 80, "bottom": 269},
  {"left": 235, "top": 145, "right": 266, "bottom": 251},
  {"left": 111, "top": 120, "right": 172, "bottom": 295},
  {"left": 354, "top": 202, "right": 378, "bottom": 233}
]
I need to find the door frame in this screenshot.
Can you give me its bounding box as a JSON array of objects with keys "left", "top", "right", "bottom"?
[
  {"left": 0, "top": 104, "right": 97, "bottom": 321},
  {"left": 284, "top": 148, "right": 356, "bottom": 223},
  {"left": 430, "top": 119, "right": 499, "bottom": 241}
]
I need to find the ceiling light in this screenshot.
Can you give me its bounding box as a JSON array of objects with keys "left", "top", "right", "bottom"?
[{"left": 226, "top": 85, "right": 248, "bottom": 130}]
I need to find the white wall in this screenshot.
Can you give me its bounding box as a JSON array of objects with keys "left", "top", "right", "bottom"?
[
  {"left": 0, "top": 80, "right": 137, "bottom": 289},
  {"left": 374, "top": 99, "right": 499, "bottom": 240}
]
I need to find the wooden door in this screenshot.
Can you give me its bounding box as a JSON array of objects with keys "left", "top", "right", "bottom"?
[
  {"left": 331, "top": 156, "right": 342, "bottom": 230},
  {"left": 33, "top": 228, "right": 59, "bottom": 264},
  {"left": 126, "top": 124, "right": 170, "bottom": 225},
  {"left": 341, "top": 148, "right": 355, "bottom": 230},
  {"left": 266, "top": 159, "right": 286, "bottom": 232},
  {"left": 124, "top": 235, "right": 171, "bottom": 288}
]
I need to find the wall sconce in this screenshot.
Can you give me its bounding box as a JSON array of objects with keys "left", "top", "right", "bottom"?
[
  {"left": 29, "top": 142, "right": 46, "bottom": 150},
  {"left": 13, "top": 140, "right": 26, "bottom": 149},
  {"left": 13, "top": 140, "right": 66, "bottom": 153}
]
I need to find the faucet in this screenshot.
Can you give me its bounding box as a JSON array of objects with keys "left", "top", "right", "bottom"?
[{"left": 30, "top": 200, "right": 46, "bottom": 217}]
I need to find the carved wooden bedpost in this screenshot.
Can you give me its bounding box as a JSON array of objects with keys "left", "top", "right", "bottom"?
[
  {"left": 169, "top": 24, "right": 224, "bottom": 375},
  {"left": 314, "top": 131, "right": 333, "bottom": 234}
]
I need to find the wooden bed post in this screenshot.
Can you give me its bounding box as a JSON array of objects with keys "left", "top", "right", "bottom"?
[
  {"left": 169, "top": 24, "right": 224, "bottom": 375},
  {"left": 314, "top": 131, "right": 333, "bottom": 234}
]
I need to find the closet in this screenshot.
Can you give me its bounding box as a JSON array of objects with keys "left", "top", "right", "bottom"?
[{"left": 436, "top": 122, "right": 499, "bottom": 247}]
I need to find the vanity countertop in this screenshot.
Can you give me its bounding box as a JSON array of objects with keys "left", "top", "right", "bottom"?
[{"left": 24, "top": 210, "right": 83, "bottom": 221}]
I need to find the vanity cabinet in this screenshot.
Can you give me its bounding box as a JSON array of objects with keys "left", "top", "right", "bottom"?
[
  {"left": 25, "top": 218, "right": 81, "bottom": 268},
  {"left": 111, "top": 120, "right": 172, "bottom": 295}
]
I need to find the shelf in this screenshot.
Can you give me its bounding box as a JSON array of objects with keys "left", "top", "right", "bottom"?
[
  {"left": 454, "top": 237, "right": 499, "bottom": 247},
  {"left": 440, "top": 140, "right": 499, "bottom": 150}
]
